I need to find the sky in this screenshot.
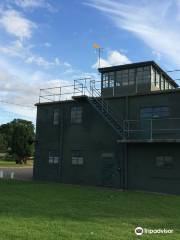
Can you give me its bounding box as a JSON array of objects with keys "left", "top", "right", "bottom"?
[{"left": 0, "top": 0, "right": 180, "bottom": 125}]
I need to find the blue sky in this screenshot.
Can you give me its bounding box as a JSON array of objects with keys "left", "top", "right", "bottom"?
[{"left": 0, "top": 0, "right": 180, "bottom": 124}]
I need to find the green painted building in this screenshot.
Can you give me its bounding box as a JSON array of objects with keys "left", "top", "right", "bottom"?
[{"left": 34, "top": 61, "right": 180, "bottom": 194}]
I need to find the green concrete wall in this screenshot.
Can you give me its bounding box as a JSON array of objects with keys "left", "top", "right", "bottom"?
[{"left": 34, "top": 90, "right": 180, "bottom": 194}]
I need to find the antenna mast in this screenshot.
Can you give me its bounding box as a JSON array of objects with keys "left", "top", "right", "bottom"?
[{"left": 93, "top": 43, "right": 103, "bottom": 68}]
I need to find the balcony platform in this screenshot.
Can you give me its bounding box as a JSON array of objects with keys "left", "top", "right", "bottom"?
[{"left": 117, "top": 139, "right": 180, "bottom": 143}]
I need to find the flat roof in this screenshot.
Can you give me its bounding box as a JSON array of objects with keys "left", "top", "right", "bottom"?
[
  {"left": 36, "top": 87, "right": 180, "bottom": 106},
  {"left": 98, "top": 60, "right": 178, "bottom": 88}
]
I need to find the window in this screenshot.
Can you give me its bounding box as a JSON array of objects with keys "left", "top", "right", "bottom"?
[
  {"left": 151, "top": 67, "right": 156, "bottom": 87},
  {"left": 160, "top": 76, "right": 165, "bottom": 90},
  {"left": 140, "top": 107, "right": 153, "bottom": 119},
  {"left": 156, "top": 72, "right": 160, "bottom": 89},
  {"left": 153, "top": 107, "right": 169, "bottom": 118},
  {"left": 140, "top": 106, "right": 169, "bottom": 119},
  {"left": 109, "top": 72, "right": 115, "bottom": 87},
  {"left": 102, "top": 72, "right": 115, "bottom": 88},
  {"left": 72, "top": 150, "right": 84, "bottom": 165},
  {"left": 71, "top": 106, "right": 82, "bottom": 123},
  {"left": 155, "top": 156, "right": 173, "bottom": 168},
  {"left": 116, "top": 71, "right": 122, "bottom": 86},
  {"left": 48, "top": 152, "right": 59, "bottom": 164},
  {"left": 165, "top": 80, "right": 169, "bottom": 90},
  {"left": 136, "top": 66, "right": 150, "bottom": 83},
  {"left": 102, "top": 73, "right": 109, "bottom": 88},
  {"left": 53, "top": 109, "right": 59, "bottom": 125},
  {"left": 129, "top": 68, "right": 135, "bottom": 85},
  {"left": 122, "top": 70, "right": 129, "bottom": 86}
]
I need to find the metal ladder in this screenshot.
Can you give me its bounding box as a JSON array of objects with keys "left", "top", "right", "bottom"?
[{"left": 74, "top": 79, "right": 125, "bottom": 138}]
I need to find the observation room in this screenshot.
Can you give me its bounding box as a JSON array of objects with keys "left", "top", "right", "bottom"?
[{"left": 98, "top": 61, "right": 178, "bottom": 98}]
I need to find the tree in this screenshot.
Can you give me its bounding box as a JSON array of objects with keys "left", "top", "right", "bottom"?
[
  {"left": 0, "top": 119, "right": 35, "bottom": 164},
  {"left": 0, "top": 134, "right": 7, "bottom": 152}
]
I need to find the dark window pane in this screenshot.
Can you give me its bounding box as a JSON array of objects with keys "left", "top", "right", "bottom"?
[
  {"left": 140, "top": 108, "right": 152, "bottom": 118},
  {"left": 156, "top": 156, "right": 173, "bottom": 168},
  {"left": 71, "top": 106, "right": 82, "bottom": 123},
  {"left": 72, "top": 150, "right": 84, "bottom": 165},
  {"left": 53, "top": 109, "right": 59, "bottom": 125},
  {"left": 140, "top": 106, "right": 169, "bottom": 119}
]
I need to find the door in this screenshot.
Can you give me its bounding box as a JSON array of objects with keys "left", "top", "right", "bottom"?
[{"left": 101, "top": 153, "right": 120, "bottom": 187}]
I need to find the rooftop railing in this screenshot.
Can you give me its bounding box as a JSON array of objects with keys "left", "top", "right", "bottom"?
[
  {"left": 39, "top": 78, "right": 101, "bottom": 103},
  {"left": 123, "top": 118, "right": 180, "bottom": 140}
]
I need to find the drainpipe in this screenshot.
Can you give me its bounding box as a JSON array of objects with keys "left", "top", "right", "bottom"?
[
  {"left": 59, "top": 105, "right": 64, "bottom": 182},
  {"left": 124, "top": 143, "right": 128, "bottom": 190},
  {"left": 123, "top": 96, "right": 129, "bottom": 190}
]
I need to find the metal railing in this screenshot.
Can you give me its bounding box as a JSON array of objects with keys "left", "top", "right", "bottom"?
[
  {"left": 39, "top": 78, "right": 101, "bottom": 103},
  {"left": 73, "top": 78, "right": 122, "bottom": 125},
  {"left": 123, "top": 118, "right": 180, "bottom": 140}
]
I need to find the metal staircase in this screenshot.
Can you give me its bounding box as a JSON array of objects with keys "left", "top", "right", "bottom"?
[{"left": 74, "top": 79, "right": 125, "bottom": 138}]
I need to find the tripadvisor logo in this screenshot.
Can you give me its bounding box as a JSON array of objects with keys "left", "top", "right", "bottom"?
[
  {"left": 135, "top": 226, "right": 174, "bottom": 235},
  {"left": 135, "top": 227, "right": 143, "bottom": 236}
]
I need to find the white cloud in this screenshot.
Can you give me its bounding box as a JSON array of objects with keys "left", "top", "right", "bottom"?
[
  {"left": 86, "top": 0, "right": 180, "bottom": 67},
  {"left": 0, "top": 57, "right": 97, "bottom": 122},
  {"left": 92, "top": 50, "right": 131, "bottom": 68},
  {"left": 25, "top": 55, "right": 60, "bottom": 67},
  {"left": 13, "top": 0, "right": 56, "bottom": 12},
  {"left": 0, "top": 40, "right": 72, "bottom": 69},
  {"left": 44, "top": 42, "right": 51, "bottom": 47},
  {"left": 0, "top": 40, "right": 26, "bottom": 58},
  {"left": 152, "top": 50, "right": 162, "bottom": 61},
  {"left": 0, "top": 9, "right": 36, "bottom": 40},
  {"left": 0, "top": 61, "right": 73, "bottom": 121},
  {"left": 14, "top": 0, "right": 46, "bottom": 8}
]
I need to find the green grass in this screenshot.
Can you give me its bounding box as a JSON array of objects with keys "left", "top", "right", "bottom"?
[
  {"left": 0, "top": 180, "right": 179, "bottom": 240},
  {"left": 0, "top": 160, "right": 33, "bottom": 168}
]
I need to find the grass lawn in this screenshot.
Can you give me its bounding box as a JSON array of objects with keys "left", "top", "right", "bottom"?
[
  {"left": 0, "top": 180, "right": 179, "bottom": 240},
  {"left": 0, "top": 160, "right": 33, "bottom": 168}
]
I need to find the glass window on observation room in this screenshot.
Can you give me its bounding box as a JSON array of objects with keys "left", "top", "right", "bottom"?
[
  {"left": 140, "top": 106, "right": 169, "bottom": 119},
  {"left": 71, "top": 106, "right": 82, "bottom": 124},
  {"left": 156, "top": 72, "right": 160, "bottom": 89},
  {"left": 48, "top": 152, "right": 59, "bottom": 164},
  {"left": 169, "top": 84, "right": 174, "bottom": 90},
  {"left": 116, "top": 71, "right": 122, "bottom": 86},
  {"left": 165, "top": 79, "right": 169, "bottom": 90},
  {"left": 122, "top": 69, "right": 129, "bottom": 86},
  {"left": 155, "top": 156, "right": 174, "bottom": 168},
  {"left": 109, "top": 72, "right": 115, "bottom": 87},
  {"left": 143, "top": 66, "right": 151, "bottom": 83},
  {"left": 136, "top": 67, "right": 143, "bottom": 83},
  {"left": 160, "top": 76, "right": 165, "bottom": 90},
  {"left": 151, "top": 67, "right": 156, "bottom": 87},
  {"left": 102, "top": 73, "right": 109, "bottom": 88},
  {"left": 72, "top": 150, "right": 84, "bottom": 165},
  {"left": 53, "top": 109, "right": 59, "bottom": 125},
  {"left": 136, "top": 67, "right": 150, "bottom": 84},
  {"left": 129, "top": 68, "right": 135, "bottom": 85},
  {"left": 169, "top": 84, "right": 172, "bottom": 90}
]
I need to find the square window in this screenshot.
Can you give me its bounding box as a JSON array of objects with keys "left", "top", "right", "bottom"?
[
  {"left": 49, "top": 156, "right": 54, "bottom": 164},
  {"left": 72, "top": 151, "right": 84, "bottom": 165},
  {"left": 53, "top": 109, "right": 59, "bottom": 125},
  {"left": 48, "top": 152, "right": 59, "bottom": 164},
  {"left": 155, "top": 156, "right": 164, "bottom": 167},
  {"left": 140, "top": 106, "right": 169, "bottom": 119},
  {"left": 71, "top": 106, "right": 82, "bottom": 123},
  {"left": 54, "top": 157, "right": 59, "bottom": 164},
  {"left": 116, "top": 71, "right": 122, "bottom": 87},
  {"left": 140, "top": 107, "right": 152, "bottom": 118},
  {"left": 155, "top": 156, "right": 173, "bottom": 168},
  {"left": 102, "top": 73, "right": 109, "bottom": 88}
]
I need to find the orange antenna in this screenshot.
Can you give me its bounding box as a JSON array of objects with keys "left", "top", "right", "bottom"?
[{"left": 93, "top": 43, "right": 103, "bottom": 68}]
